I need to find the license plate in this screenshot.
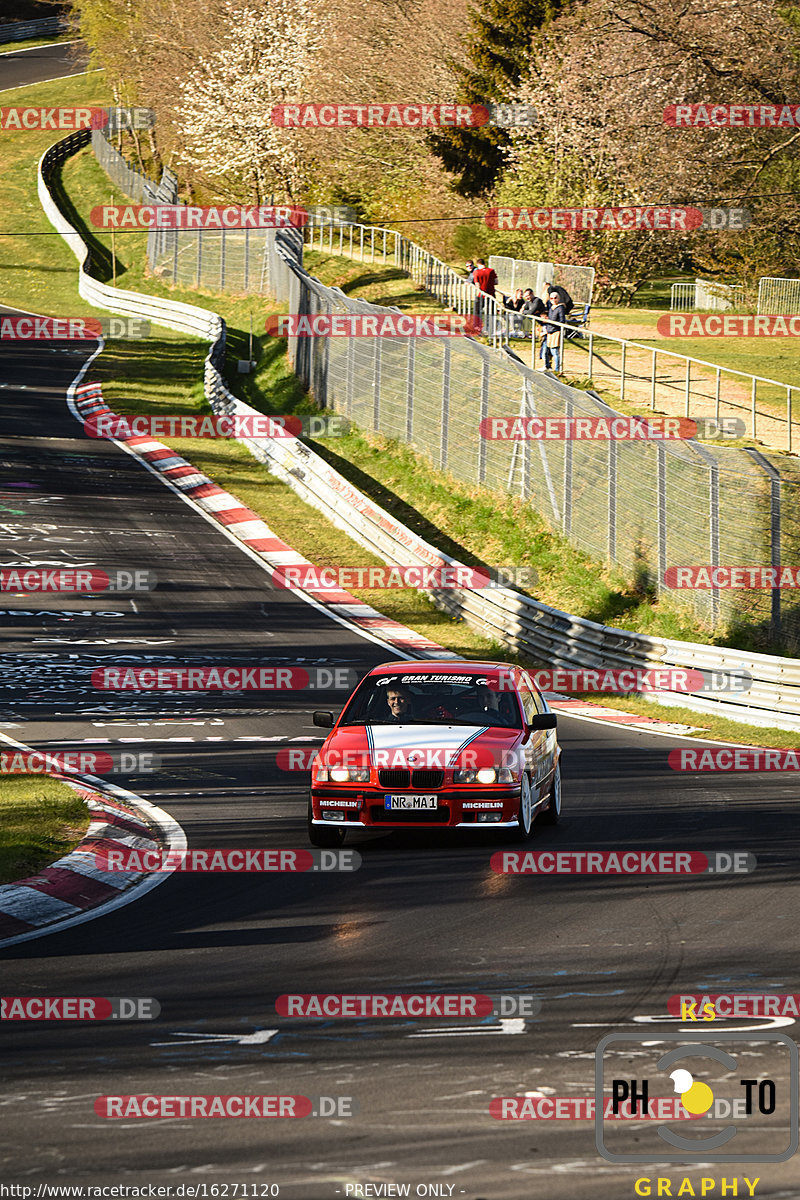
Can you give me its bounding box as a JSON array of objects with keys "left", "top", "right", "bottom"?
[{"left": 384, "top": 794, "right": 438, "bottom": 810}]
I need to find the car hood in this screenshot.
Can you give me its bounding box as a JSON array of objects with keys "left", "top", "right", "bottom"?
[{"left": 324, "top": 723, "right": 520, "bottom": 769}]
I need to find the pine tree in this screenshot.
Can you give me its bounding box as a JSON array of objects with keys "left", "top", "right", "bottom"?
[{"left": 429, "top": 0, "right": 555, "bottom": 197}]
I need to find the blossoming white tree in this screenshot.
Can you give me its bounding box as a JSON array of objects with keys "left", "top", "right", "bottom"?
[{"left": 178, "top": 0, "right": 326, "bottom": 202}]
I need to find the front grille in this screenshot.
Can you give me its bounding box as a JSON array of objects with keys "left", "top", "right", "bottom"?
[
  {"left": 411, "top": 769, "right": 444, "bottom": 789},
  {"left": 379, "top": 768, "right": 410, "bottom": 788},
  {"left": 377, "top": 768, "right": 445, "bottom": 789},
  {"left": 370, "top": 805, "right": 451, "bottom": 824}
]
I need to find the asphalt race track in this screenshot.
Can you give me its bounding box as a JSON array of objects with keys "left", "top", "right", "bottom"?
[
  {"left": 0, "top": 39, "right": 89, "bottom": 91},
  {"left": 2, "top": 50, "right": 800, "bottom": 1200}
]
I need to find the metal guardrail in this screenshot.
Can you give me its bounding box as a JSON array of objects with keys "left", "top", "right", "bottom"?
[
  {"left": 0, "top": 15, "right": 67, "bottom": 43},
  {"left": 39, "top": 130, "right": 800, "bottom": 731}
]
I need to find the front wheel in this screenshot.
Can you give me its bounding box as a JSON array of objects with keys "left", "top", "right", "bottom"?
[
  {"left": 513, "top": 773, "right": 535, "bottom": 842},
  {"left": 540, "top": 761, "right": 562, "bottom": 825},
  {"left": 307, "top": 800, "right": 346, "bottom": 848}
]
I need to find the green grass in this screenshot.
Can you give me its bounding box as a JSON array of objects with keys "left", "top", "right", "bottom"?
[{"left": 0, "top": 775, "right": 90, "bottom": 884}]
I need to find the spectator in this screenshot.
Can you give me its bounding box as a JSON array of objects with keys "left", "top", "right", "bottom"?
[
  {"left": 472, "top": 258, "right": 498, "bottom": 325},
  {"left": 544, "top": 281, "right": 574, "bottom": 314},
  {"left": 520, "top": 287, "right": 547, "bottom": 340},
  {"left": 465, "top": 260, "right": 476, "bottom": 283},
  {"left": 543, "top": 290, "right": 566, "bottom": 373},
  {"left": 506, "top": 288, "right": 525, "bottom": 311},
  {"left": 505, "top": 287, "right": 526, "bottom": 334}
]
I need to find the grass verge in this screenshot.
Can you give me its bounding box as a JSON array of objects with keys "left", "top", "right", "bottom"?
[{"left": 0, "top": 775, "right": 90, "bottom": 885}]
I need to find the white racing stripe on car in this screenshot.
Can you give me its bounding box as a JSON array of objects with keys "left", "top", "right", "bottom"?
[{"left": 366, "top": 724, "right": 488, "bottom": 767}]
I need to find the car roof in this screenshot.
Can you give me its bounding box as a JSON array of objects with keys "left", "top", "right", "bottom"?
[{"left": 368, "top": 660, "right": 519, "bottom": 677}]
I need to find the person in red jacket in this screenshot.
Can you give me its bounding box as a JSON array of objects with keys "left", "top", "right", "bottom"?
[{"left": 472, "top": 258, "right": 498, "bottom": 326}]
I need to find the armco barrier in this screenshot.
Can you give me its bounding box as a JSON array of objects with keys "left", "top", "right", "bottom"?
[
  {"left": 0, "top": 15, "right": 66, "bottom": 43},
  {"left": 39, "top": 131, "right": 800, "bottom": 732}
]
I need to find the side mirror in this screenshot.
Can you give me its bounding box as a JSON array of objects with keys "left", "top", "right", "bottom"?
[
  {"left": 527, "top": 712, "right": 557, "bottom": 731},
  {"left": 313, "top": 710, "right": 334, "bottom": 728}
]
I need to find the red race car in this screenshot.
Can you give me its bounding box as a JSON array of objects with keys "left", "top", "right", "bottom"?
[{"left": 308, "top": 660, "right": 561, "bottom": 846}]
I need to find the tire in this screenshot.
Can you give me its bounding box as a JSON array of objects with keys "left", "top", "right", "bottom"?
[
  {"left": 307, "top": 800, "right": 346, "bottom": 848},
  {"left": 540, "top": 761, "right": 562, "bottom": 826},
  {"left": 513, "top": 773, "right": 535, "bottom": 842}
]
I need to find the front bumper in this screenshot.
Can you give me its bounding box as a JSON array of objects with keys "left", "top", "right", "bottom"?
[{"left": 310, "top": 785, "right": 521, "bottom": 829}]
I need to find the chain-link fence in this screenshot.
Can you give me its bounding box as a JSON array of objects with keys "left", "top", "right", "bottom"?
[
  {"left": 489, "top": 256, "right": 595, "bottom": 307},
  {"left": 758, "top": 276, "right": 800, "bottom": 314},
  {"left": 93, "top": 134, "right": 800, "bottom": 648}
]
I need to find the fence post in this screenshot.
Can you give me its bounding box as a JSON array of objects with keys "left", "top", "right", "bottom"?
[
  {"left": 563, "top": 397, "right": 572, "bottom": 535},
  {"left": 243, "top": 226, "right": 250, "bottom": 291},
  {"left": 608, "top": 437, "right": 617, "bottom": 562},
  {"left": 715, "top": 368, "right": 721, "bottom": 422},
  {"left": 745, "top": 448, "right": 782, "bottom": 641},
  {"left": 685, "top": 359, "right": 691, "bottom": 417},
  {"left": 172, "top": 230, "right": 179, "bottom": 284},
  {"left": 657, "top": 442, "right": 666, "bottom": 593},
  {"left": 440, "top": 341, "right": 451, "bottom": 471},
  {"left": 588, "top": 332, "right": 594, "bottom": 379},
  {"left": 788, "top": 387, "right": 793, "bottom": 454},
  {"left": 751, "top": 377, "right": 757, "bottom": 439},
  {"left": 406, "top": 338, "right": 415, "bottom": 442},
  {"left": 196, "top": 228, "right": 202, "bottom": 286},
  {"left": 690, "top": 441, "right": 721, "bottom": 627},
  {"left": 372, "top": 337, "right": 381, "bottom": 433},
  {"left": 650, "top": 349, "right": 656, "bottom": 409},
  {"left": 619, "top": 342, "right": 626, "bottom": 402},
  {"left": 478, "top": 358, "right": 489, "bottom": 485}
]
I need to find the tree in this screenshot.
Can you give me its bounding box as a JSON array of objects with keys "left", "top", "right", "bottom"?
[{"left": 428, "top": 0, "right": 556, "bottom": 197}]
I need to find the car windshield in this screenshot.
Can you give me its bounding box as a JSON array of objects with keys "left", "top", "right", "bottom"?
[{"left": 338, "top": 671, "right": 522, "bottom": 728}]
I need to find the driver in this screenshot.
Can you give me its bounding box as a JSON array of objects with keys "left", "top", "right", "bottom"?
[{"left": 385, "top": 683, "right": 414, "bottom": 721}]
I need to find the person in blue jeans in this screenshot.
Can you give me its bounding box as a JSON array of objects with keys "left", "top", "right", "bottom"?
[{"left": 543, "top": 290, "right": 565, "bottom": 373}]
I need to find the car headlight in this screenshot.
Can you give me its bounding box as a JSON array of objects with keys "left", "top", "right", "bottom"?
[
  {"left": 329, "top": 766, "right": 370, "bottom": 783},
  {"left": 453, "top": 766, "right": 520, "bottom": 784}
]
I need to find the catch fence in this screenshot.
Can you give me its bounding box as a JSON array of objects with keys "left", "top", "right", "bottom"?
[{"left": 94, "top": 133, "right": 800, "bottom": 644}]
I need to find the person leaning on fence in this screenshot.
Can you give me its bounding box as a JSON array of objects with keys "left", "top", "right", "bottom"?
[
  {"left": 472, "top": 258, "right": 498, "bottom": 324},
  {"left": 543, "top": 291, "right": 566, "bottom": 373},
  {"left": 465, "top": 260, "right": 476, "bottom": 283},
  {"left": 505, "top": 288, "right": 525, "bottom": 333},
  {"left": 520, "top": 287, "right": 546, "bottom": 340}
]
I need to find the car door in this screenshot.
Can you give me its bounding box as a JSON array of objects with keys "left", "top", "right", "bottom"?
[{"left": 519, "top": 674, "right": 557, "bottom": 795}]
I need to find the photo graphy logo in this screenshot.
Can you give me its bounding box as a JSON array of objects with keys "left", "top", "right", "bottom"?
[{"left": 595, "top": 1030, "right": 799, "bottom": 1163}]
